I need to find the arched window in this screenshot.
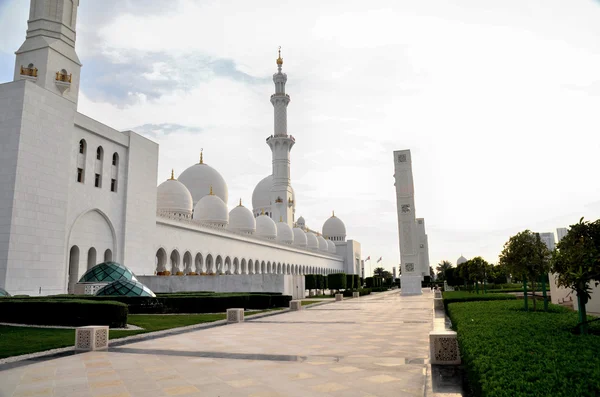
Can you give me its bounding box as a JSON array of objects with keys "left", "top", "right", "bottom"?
[
  {"left": 110, "top": 152, "right": 119, "bottom": 192},
  {"left": 77, "top": 139, "right": 86, "bottom": 183},
  {"left": 94, "top": 146, "right": 104, "bottom": 188}
]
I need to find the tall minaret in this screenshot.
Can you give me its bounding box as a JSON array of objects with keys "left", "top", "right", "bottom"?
[
  {"left": 14, "top": 0, "right": 82, "bottom": 105},
  {"left": 393, "top": 149, "right": 423, "bottom": 295},
  {"left": 267, "top": 48, "right": 295, "bottom": 226}
]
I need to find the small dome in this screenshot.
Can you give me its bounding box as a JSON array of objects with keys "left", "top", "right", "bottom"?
[
  {"left": 457, "top": 255, "right": 468, "bottom": 265},
  {"left": 178, "top": 156, "right": 228, "bottom": 206},
  {"left": 327, "top": 239, "right": 336, "bottom": 253},
  {"left": 276, "top": 220, "right": 294, "bottom": 244},
  {"left": 317, "top": 235, "right": 328, "bottom": 252},
  {"left": 228, "top": 202, "right": 256, "bottom": 234},
  {"left": 252, "top": 175, "right": 295, "bottom": 212},
  {"left": 256, "top": 214, "right": 277, "bottom": 239},
  {"left": 0, "top": 288, "right": 10, "bottom": 297},
  {"left": 95, "top": 279, "right": 155, "bottom": 297},
  {"left": 306, "top": 232, "right": 319, "bottom": 250},
  {"left": 296, "top": 216, "right": 306, "bottom": 228},
  {"left": 194, "top": 191, "right": 229, "bottom": 226},
  {"left": 157, "top": 176, "right": 193, "bottom": 216},
  {"left": 79, "top": 262, "right": 137, "bottom": 283},
  {"left": 293, "top": 228, "right": 307, "bottom": 248},
  {"left": 323, "top": 213, "right": 346, "bottom": 241}
]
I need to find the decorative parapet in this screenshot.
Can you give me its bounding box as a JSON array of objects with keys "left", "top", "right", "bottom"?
[
  {"left": 429, "top": 331, "right": 461, "bottom": 365},
  {"left": 226, "top": 308, "right": 244, "bottom": 323},
  {"left": 20, "top": 65, "right": 38, "bottom": 78},
  {"left": 55, "top": 70, "right": 72, "bottom": 94},
  {"left": 56, "top": 71, "right": 72, "bottom": 83},
  {"left": 75, "top": 326, "right": 109, "bottom": 351}
]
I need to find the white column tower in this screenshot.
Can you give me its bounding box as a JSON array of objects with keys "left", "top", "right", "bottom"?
[
  {"left": 267, "top": 48, "right": 295, "bottom": 226},
  {"left": 393, "top": 150, "right": 423, "bottom": 295},
  {"left": 14, "top": 0, "right": 81, "bottom": 105},
  {"left": 416, "top": 218, "right": 430, "bottom": 277}
]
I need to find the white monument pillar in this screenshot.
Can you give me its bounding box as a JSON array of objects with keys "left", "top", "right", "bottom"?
[
  {"left": 267, "top": 48, "right": 295, "bottom": 226},
  {"left": 416, "top": 218, "right": 430, "bottom": 277},
  {"left": 393, "top": 150, "right": 422, "bottom": 295}
]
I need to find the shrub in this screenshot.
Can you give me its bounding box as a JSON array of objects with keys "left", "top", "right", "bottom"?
[
  {"left": 316, "top": 274, "right": 325, "bottom": 290},
  {"left": 442, "top": 291, "right": 515, "bottom": 311},
  {"left": 345, "top": 274, "right": 354, "bottom": 290},
  {"left": 353, "top": 275, "right": 360, "bottom": 289},
  {"left": 328, "top": 273, "right": 347, "bottom": 291},
  {"left": 0, "top": 299, "right": 128, "bottom": 328},
  {"left": 342, "top": 288, "right": 371, "bottom": 297},
  {"left": 370, "top": 286, "right": 388, "bottom": 292},
  {"left": 373, "top": 276, "right": 382, "bottom": 287},
  {"left": 448, "top": 300, "right": 600, "bottom": 396},
  {"left": 305, "top": 274, "right": 318, "bottom": 290},
  {"left": 323, "top": 275, "right": 328, "bottom": 290},
  {"left": 365, "top": 277, "right": 374, "bottom": 288}
]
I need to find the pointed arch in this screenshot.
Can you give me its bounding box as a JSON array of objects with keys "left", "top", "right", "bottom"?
[
  {"left": 216, "top": 255, "right": 223, "bottom": 274},
  {"left": 224, "top": 256, "right": 232, "bottom": 274},
  {"left": 155, "top": 248, "right": 167, "bottom": 273},
  {"left": 183, "top": 251, "right": 192, "bottom": 274},
  {"left": 68, "top": 245, "right": 80, "bottom": 293},
  {"left": 170, "top": 250, "right": 181, "bottom": 274},
  {"left": 195, "top": 253, "right": 204, "bottom": 274},
  {"left": 233, "top": 258, "right": 240, "bottom": 275},
  {"left": 260, "top": 261, "right": 266, "bottom": 274},
  {"left": 206, "top": 254, "right": 214, "bottom": 273},
  {"left": 241, "top": 258, "right": 247, "bottom": 274}
]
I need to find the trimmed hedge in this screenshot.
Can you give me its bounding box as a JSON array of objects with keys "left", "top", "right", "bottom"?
[
  {"left": 448, "top": 300, "right": 600, "bottom": 396},
  {"left": 342, "top": 288, "right": 371, "bottom": 297},
  {"left": 365, "top": 277, "right": 374, "bottom": 288},
  {"left": 370, "top": 286, "right": 389, "bottom": 293},
  {"left": 346, "top": 274, "right": 354, "bottom": 290},
  {"left": 316, "top": 274, "right": 325, "bottom": 290},
  {"left": 305, "top": 274, "right": 318, "bottom": 290},
  {"left": 353, "top": 275, "right": 360, "bottom": 289},
  {"left": 442, "top": 291, "right": 516, "bottom": 311},
  {"left": 0, "top": 299, "right": 128, "bottom": 328},
  {"left": 328, "top": 273, "right": 347, "bottom": 291}
]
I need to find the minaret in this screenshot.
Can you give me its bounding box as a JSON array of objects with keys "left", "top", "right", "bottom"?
[
  {"left": 393, "top": 149, "right": 423, "bottom": 295},
  {"left": 267, "top": 48, "right": 295, "bottom": 226},
  {"left": 14, "top": 0, "right": 82, "bottom": 105}
]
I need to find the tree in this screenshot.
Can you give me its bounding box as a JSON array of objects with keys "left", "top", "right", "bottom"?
[
  {"left": 551, "top": 218, "right": 600, "bottom": 334},
  {"left": 499, "top": 230, "right": 551, "bottom": 311},
  {"left": 436, "top": 260, "right": 452, "bottom": 281},
  {"left": 373, "top": 267, "right": 386, "bottom": 278},
  {"left": 429, "top": 266, "right": 435, "bottom": 280},
  {"left": 466, "top": 256, "right": 489, "bottom": 293}
]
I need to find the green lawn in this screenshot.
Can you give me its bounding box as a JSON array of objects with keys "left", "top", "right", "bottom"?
[{"left": 302, "top": 300, "right": 325, "bottom": 306}]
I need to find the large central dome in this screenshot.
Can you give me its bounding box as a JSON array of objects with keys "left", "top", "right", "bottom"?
[
  {"left": 178, "top": 155, "right": 228, "bottom": 206},
  {"left": 252, "top": 175, "right": 295, "bottom": 212}
]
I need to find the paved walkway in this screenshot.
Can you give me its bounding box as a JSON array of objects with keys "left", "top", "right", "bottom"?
[{"left": 0, "top": 290, "right": 436, "bottom": 397}]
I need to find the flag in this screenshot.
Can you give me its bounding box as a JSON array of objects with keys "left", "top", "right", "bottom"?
[
  {"left": 377, "top": 257, "right": 382, "bottom": 263},
  {"left": 365, "top": 256, "right": 371, "bottom": 261}
]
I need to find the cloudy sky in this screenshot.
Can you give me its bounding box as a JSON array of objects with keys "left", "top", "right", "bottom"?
[{"left": 1, "top": 0, "right": 599, "bottom": 274}]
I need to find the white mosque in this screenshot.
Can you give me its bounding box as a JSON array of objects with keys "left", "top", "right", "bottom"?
[{"left": 0, "top": 0, "right": 361, "bottom": 298}]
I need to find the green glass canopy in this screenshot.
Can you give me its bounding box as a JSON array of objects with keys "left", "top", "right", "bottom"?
[
  {"left": 95, "top": 279, "right": 155, "bottom": 297},
  {"left": 0, "top": 288, "right": 10, "bottom": 297},
  {"left": 79, "top": 262, "right": 137, "bottom": 283}
]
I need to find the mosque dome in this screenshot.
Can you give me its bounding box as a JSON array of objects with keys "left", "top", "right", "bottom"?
[
  {"left": 317, "top": 234, "right": 328, "bottom": 252},
  {"left": 178, "top": 153, "right": 228, "bottom": 206},
  {"left": 79, "top": 262, "right": 137, "bottom": 283},
  {"left": 194, "top": 188, "right": 229, "bottom": 226},
  {"left": 95, "top": 279, "right": 155, "bottom": 297},
  {"left": 228, "top": 201, "right": 255, "bottom": 234},
  {"left": 292, "top": 227, "right": 307, "bottom": 248},
  {"left": 0, "top": 287, "right": 10, "bottom": 297},
  {"left": 306, "top": 232, "right": 319, "bottom": 250},
  {"left": 276, "top": 219, "right": 294, "bottom": 244},
  {"left": 326, "top": 239, "right": 336, "bottom": 254},
  {"left": 457, "top": 255, "right": 468, "bottom": 265},
  {"left": 296, "top": 216, "right": 306, "bottom": 228},
  {"left": 256, "top": 214, "right": 277, "bottom": 239},
  {"left": 252, "top": 175, "right": 295, "bottom": 212},
  {"left": 322, "top": 212, "right": 346, "bottom": 241},
  {"left": 156, "top": 173, "right": 193, "bottom": 217}
]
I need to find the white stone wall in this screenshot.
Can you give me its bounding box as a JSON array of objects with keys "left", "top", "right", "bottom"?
[{"left": 138, "top": 274, "right": 306, "bottom": 300}]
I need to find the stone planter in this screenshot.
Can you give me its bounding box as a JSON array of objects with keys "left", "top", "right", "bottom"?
[
  {"left": 429, "top": 330, "right": 461, "bottom": 365},
  {"left": 289, "top": 300, "right": 302, "bottom": 311},
  {"left": 335, "top": 294, "right": 343, "bottom": 301},
  {"left": 352, "top": 291, "right": 360, "bottom": 298}
]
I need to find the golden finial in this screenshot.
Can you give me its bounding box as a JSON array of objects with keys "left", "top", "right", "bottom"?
[
  {"left": 239, "top": 198, "right": 242, "bottom": 206},
  {"left": 199, "top": 148, "right": 204, "bottom": 164},
  {"left": 209, "top": 185, "right": 213, "bottom": 195},
  {"left": 276, "top": 46, "right": 283, "bottom": 66},
  {"left": 332, "top": 210, "right": 335, "bottom": 217},
  {"left": 170, "top": 169, "right": 175, "bottom": 180}
]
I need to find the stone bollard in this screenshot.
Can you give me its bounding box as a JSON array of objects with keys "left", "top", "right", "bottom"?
[
  {"left": 353, "top": 291, "right": 360, "bottom": 298},
  {"left": 434, "top": 290, "right": 442, "bottom": 299},
  {"left": 335, "top": 294, "right": 343, "bottom": 301},
  {"left": 289, "top": 300, "right": 302, "bottom": 311},
  {"left": 429, "top": 330, "right": 461, "bottom": 365},
  {"left": 75, "top": 326, "right": 109, "bottom": 351},
  {"left": 226, "top": 308, "right": 244, "bottom": 323}
]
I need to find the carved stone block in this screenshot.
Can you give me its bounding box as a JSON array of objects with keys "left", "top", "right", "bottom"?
[
  {"left": 75, "top": 326, "right": 109, "bottom": 351},
  {"left": 353, "top": 292, "right": 360, "bottom": 298},
  {"left": 227, "top": 308, "right": 244, "bottom": 323},
  {"left": 429, "top": 331, "right": 461, "bottom": 365},
  {"left": 335, "top": 294, "right": 343, "bottom": 301},
  {"left": 289, "top": 300, "right": 302, "bottom": 311}
]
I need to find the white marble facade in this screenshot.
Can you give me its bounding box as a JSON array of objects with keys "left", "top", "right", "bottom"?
[{"left": 0, "top": 0, "right": 361, "bottom": 296}]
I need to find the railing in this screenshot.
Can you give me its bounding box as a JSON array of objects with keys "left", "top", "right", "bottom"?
[
  {"left": 20, "top": 66, "right": 38, "bottom": 78},
  {"left": 56, "top": 72, "right": 72, "bottom": 83}
]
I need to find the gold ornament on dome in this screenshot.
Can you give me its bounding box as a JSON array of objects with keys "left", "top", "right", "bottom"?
[{"left": 276, "top": 46, "right": 283, "bottom": 65}]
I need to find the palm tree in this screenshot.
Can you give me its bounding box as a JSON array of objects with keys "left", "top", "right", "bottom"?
[
  {"left": 373, "top": 267, "right": 386, "bottom": 278},
  {"left": 436, "top": 260, "right": 453, "bottom": 281}
]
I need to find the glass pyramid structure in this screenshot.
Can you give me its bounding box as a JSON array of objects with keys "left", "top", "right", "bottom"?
[
  {"left": 0, "top": 288, "right": 10, "bottom": 297},
  {"left": 95, "top": 279, "right": 155, "bottom": 297},
  {"left": 79, "top": 262, "right": 137, "bottom": 283}
]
